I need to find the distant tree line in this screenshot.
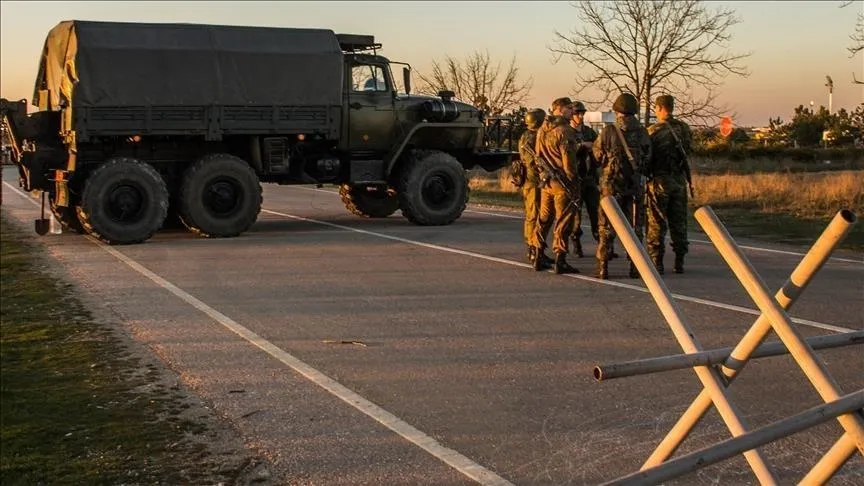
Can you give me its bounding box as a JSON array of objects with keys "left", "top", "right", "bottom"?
[{"left": 691, "top": 104, "right": 864, "bottom": 152}]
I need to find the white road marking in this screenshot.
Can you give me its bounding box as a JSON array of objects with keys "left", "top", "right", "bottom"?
[
  {"left": 463, "top": 209, "right": 863, "bottom": 265},
  {"left": 261, "top": 207, "right": 856, "bottom": 334},
  {"left": 2, "top": 180, "right": 514, "bottom": 486},
  {"left": 287, "top": 185, "right": 863, "bottom": 264},
  {"left": 4, "top": 177, "right": 857, "bottom": 335},
  {"left": 5, "top": 177, "right": 852, "bottom": 334},
  {"left": 464, "top": 208, "right": 522, "bottom": 220},
  {"left": 688, "top": 239, "right": 863, "bottom": 264}
]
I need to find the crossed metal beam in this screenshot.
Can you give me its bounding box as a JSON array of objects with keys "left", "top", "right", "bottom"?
[{"left": 594, "top": 196, "right": 863, "bottom": 485}]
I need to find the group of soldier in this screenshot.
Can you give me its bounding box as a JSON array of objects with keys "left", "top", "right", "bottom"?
[{"left": 514, "top": 93, "right": 693, "bottom": 280}]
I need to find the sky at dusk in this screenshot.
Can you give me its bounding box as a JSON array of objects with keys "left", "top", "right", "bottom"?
[{"left": 1, "top": 0, "right": 863, "bottom": 127}]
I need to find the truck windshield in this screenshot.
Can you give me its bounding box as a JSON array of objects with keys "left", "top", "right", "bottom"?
[{"left": 351, "top": 64, "right": 388, "bottom": 92}]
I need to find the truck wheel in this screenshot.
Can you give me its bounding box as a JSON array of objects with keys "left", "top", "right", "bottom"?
[
  {"left": 77, "top": 158, "right": 169, "bottom": 244},
  {"left": 397, "top": 150, "right": 468, "bottom": 226},
  {"left": 339, "top": 184, "right": 399, "bottom": 218},
  {"left": 179, "top": 153, "right": 262, "bottom": 238},
  {"left": 50, "top": 199, "right": 86, "bottom": 234}
]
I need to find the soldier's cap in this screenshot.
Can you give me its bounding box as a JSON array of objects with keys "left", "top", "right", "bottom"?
[
  {"left": 655, "top": 95, "right": 675, "bottom": 111},
  {"left": 551, "top": 97, "right": 574, "bottom": 112}
]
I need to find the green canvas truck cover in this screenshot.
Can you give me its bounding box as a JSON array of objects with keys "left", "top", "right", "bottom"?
[{"left": 33, "top": 20, "right": 344, "bottom": 110}]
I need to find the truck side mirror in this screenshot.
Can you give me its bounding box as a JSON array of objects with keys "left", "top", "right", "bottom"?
[{"left": 403, "top": 67, "right": 411, "bottom": 95}]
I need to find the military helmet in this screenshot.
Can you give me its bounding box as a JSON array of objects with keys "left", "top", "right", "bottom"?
[
  {"left": 524, "top": 108, "right": 546, "bottom": 129},
  {"left": 612, "top": 93, "right": 639, "bottom": 115},
  {"left": 572, "top": 101, "right": 587, "bottom": 113}
]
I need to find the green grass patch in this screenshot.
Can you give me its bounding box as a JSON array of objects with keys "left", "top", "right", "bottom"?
[
  {"left": 467, "top": 190, "right": 523, "bottom": 209},
  {"left": 690, "top": 156, "right": 864, "bottom": 175},
  {"left": 0, "top": 214, "right": 247, "bottom": 485},
  {"left": 689, "top": 207, "right": 864, "bottom": 252}
]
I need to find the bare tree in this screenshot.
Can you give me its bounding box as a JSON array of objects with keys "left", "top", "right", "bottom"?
[
  {"left": 416, "top": 51, "right": 532, "bottom": 116},
  {"left": 841, "top": 1, "right": 864, "bottom": 83},
  {"left": 550, "top": 0, "right": 750, "bottom": 126},
  {"left": 842, "top": 1, "right": 864, "bottom": 56}
]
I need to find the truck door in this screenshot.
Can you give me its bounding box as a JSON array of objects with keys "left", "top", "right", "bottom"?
[{"left": 347, "top": 62, "right": 396, "bottom": 155}]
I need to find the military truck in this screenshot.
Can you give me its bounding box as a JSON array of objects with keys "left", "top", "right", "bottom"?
[{"left": 0, "top": 20, "right": 515, "bottom": 244}]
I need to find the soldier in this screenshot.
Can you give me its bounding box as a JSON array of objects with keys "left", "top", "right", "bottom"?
[
  {"left": 517, "top": 108, "right": 553, "bottom": 268},
  {"left": 646, "top": 95, "right": 693, "bottom": 274},
  {"left": 534, "top": 97, "right": 581, "bottom": 274},
  {"left": 567, "top": 101, "right": 600, "bottom": 258},
  {"left": 592, "top": 92, "right": 651, "bottom": 280}
]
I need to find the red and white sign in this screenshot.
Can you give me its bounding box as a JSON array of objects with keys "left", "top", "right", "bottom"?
[{"left": 719, "top": 116, "right": 734, "bottom": 137}]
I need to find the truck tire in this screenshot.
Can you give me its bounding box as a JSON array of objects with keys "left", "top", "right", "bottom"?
[
  {"left": 397, "top": 150, "right": 468, "bottom": 226},
  {"left": 339, "top": 184, "right": 399, "bottom": 218},
  {"left": 179, "top": 153, "right": 262, "bottom": 238},
  {"left": 50, "top": 199, "right": 86, "bottom": 234},
  {"left": 76, "top": 158, "right": 169, "bottom": 244}
]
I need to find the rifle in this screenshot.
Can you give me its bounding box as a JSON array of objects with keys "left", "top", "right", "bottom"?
[
  {"left": 521, "top": 143, "right": 581, "bottom": 208},
  {"left": 666, "top": 122, "right": 695, "bottom": 198},
  {"left": 611, "top": 124, "right": 645, "bottom": 239}
]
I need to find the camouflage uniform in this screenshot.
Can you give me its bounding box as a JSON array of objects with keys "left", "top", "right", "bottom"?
[
  {"left": 592, "top": 94, "right": 651, "bottom": 279},
  {"left": 518, "top": 124, "right": 542, "bottom": 261},
  {"left": 646, "top": 110, "right": 693, "bottom": 273},
  {"left": 566, "top": 123, "right": 600, "bottom": 254},
  {"left": 535, "top": 112, "right": 581, "bottom": 273}
]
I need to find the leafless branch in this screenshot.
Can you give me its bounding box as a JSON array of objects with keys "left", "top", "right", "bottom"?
[
  {"left": 551, "top": 0, "right": 750, "bottom": 125},
  {"left": 840, "top": 1, "right": 864, "bottom": 57},
  {"left": 850, "top": 12, "right": 864, "bottom": 56},
  {"left": 416, "top": 51, "right": 533, "bottom": 116}
]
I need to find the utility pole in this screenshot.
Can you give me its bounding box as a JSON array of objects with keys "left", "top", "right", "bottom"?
[{"left": 825, "top": 75, "right": 834, "bottom": 114}]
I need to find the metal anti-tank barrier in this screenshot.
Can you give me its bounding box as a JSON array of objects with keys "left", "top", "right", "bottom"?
[{"left": 595, "top": 196, "right": 863, "bottom": 485}]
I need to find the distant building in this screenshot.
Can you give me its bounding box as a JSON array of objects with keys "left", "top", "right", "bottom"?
[
  {"left": 583, "top": 110, "right": 656, "bottom": 132},
  {"left": 750, "top": 127, "right": 772, "bottom": 141},
  {"left": 583, "top": 111, "right": 615, "bottom": 132}
]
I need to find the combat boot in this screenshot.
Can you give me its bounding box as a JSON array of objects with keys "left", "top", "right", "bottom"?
[
  {"left": 652, "top": 256, "right": 664, "bottom": 275},
  {"left": 674, "top": 255, "right": 685, "bottom": 274},
  {"left": 533, "top": 247, "right": 551, "bottom": 271},
  {"left": 526, "top": 245, "right": 536, "bottom": 265},
  {"left": 594, "top": 259, "right": 608, "bottom": 279},
  {"left": 554, "top": 253, "right": 579, "bottom": 275},
  {"left": 572, "top": 237, "right": 584, "bottom": 258}
]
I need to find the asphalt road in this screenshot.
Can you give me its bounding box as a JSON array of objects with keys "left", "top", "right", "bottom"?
[{"left": 2, "top": 167, "right": 863, "bottom": 485}]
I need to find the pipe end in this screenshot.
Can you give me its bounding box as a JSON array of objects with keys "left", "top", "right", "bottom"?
[
  {"left": 694, "top": 205, "right": 712, "bottom": 219},
  {"left": 593, "top": 366, "right": 603, "bottom": 382},
  {"left": 840, "top": 209, "right": 856, "bottom": 224}
]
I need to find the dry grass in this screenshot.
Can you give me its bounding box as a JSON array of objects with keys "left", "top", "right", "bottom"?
[
  {"left": 467, "top": 168, "right": 864, "bottom": 250},
  {"left": 468, "top": 168, "right": 520, "bottom": 194},
  {"left": 691, "top": 171, "right": 864, "bottom": 219},
  {"left": 689, "top": 155, "right": 864, "bottom": 175},
  {"left": 468, "top": 168, "right": 864, "bottom": 219}
]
